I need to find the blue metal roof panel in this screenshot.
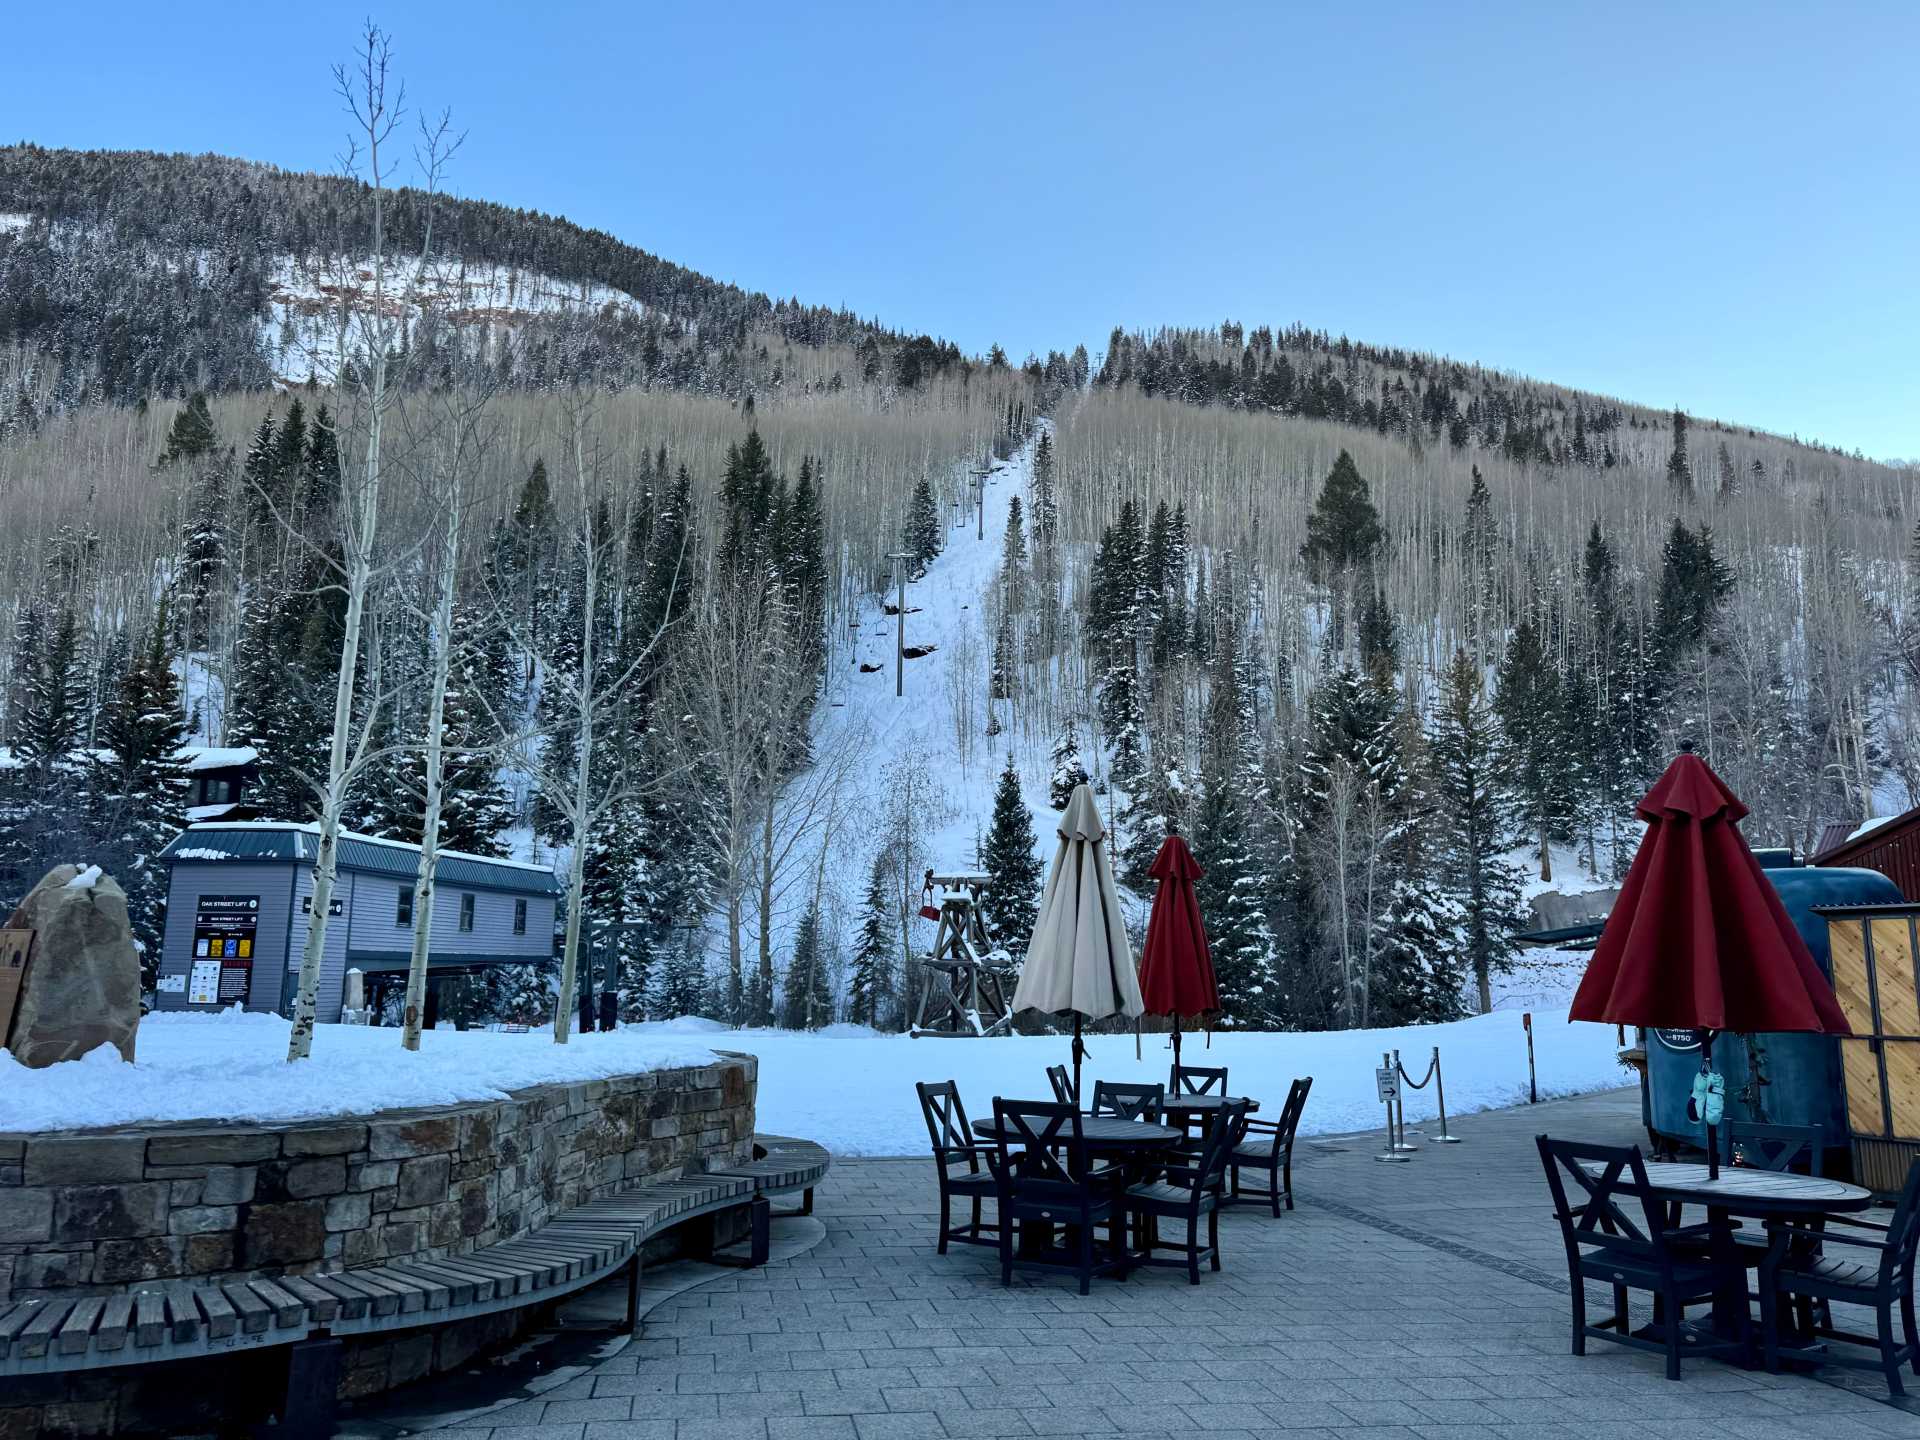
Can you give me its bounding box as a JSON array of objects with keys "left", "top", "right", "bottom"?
[{"left": 162, "top": 825, "right": 561, "bottom": 895}]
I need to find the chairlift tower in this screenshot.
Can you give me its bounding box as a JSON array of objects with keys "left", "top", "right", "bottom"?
[
  {"left": 910, "top": 869, "right": 1015, "bottom": 1038},
  {"left": 886, "top": 551, "right": 916, "bottom": 698}
]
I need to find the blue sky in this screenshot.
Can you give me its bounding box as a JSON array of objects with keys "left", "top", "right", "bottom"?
[{"left": 7, "top": 3, "right": 1917, "bottom": 459}]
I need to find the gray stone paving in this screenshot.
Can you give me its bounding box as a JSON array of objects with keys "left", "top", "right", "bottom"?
[{"left": 364, "top": 1087, "right": 1920, "bottom": 1439}]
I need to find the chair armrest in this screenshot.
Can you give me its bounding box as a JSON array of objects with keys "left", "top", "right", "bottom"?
[
  {"left": 1818, "top": 1213, "right": 1891, "bottom": 1235},
  {"left": 1763, "top": 1219, "right": 1893, "bottom": 1252}
]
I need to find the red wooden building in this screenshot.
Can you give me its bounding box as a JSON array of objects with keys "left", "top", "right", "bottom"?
[{"left": 1813, "top": 804, "right": 1920, "bottom": 901}]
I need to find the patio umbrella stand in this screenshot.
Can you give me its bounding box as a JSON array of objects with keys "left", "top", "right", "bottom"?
[{"left": 1137, "top": 831, "right": 1220, "bottom": 1078}]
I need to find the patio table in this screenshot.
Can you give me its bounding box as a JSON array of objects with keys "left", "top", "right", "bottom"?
[
  {"left": 972, "top": 1115, "right": 1182, "bottom": 1258},
  {"left": 1580, "top": 1158, "right": 1872, "bottom": 1365}
]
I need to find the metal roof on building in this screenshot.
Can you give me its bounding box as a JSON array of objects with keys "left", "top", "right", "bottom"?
[{"left": 160, "top": 823, "right": 562, "bottom": 896}]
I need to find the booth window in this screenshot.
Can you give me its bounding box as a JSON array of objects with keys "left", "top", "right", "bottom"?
[
  {"left": 396, "top": 887, "right": 413, "bottom": 926},
  {"left": 513, "top": 898, "right": 528, "bottom": 935},
  {"left": 458, "top": 893, "right": 475, "bottom": 932}
]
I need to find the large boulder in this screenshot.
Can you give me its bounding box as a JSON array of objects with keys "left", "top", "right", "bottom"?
[{"left": 4, "top": 864, "right": 142, "bottom": 1068}]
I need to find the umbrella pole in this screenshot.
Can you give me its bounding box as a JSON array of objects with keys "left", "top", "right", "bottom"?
[
  {"left": 1702, "top": 1030, "right": 1720, "bottom": 1180},
  {"left": 1071, "top": 1015, "right": 1085, "bottom": 1108},
  {"left": 1172, "top": 1014, "right": 1182, "bottom": 1075}
]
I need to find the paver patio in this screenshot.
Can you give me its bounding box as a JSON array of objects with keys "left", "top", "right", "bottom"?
[{"left": 357, "top": 1086, "right": 1920, "bottom": 1439}]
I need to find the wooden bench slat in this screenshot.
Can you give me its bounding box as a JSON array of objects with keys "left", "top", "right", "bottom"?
[
  {"left": 302, "top": 1274, "right": 370, "bottom": 1321},
  {"left": 55, "top": 1298, "right": 105, "bottom": 1357},
  {"left": 402, "top": 1260, "right": 481, "bottom": 1307},
  {"left": 221, "top": 1282, "right": 274, "bottom": 1336},
  {"left": 278, "top": 1275, "right": 341, "bottom": 1325},
  {"left": 131, "top": 1290, "right": 167, "bottom": 1349},
  {"left": 93, "top": 1295, "right": 134, "bottom": 1353},
  {"left": 192, "top": 1282, "right": 237, "bottom": 1339},
  {"left": 158, "top": 1282, "right": 203, "bottom": 1344},
  {"left": 0, "top": 1301, "right": 42, "bottom": 1360},
  {"left": 247, "top": 1279, "right": 306, "bottom": 1328},
  {"left": 356, "top": 1267, "right": 436, "bottom": 1313},
  {"left": 21, "top": 1299, "right": 76, "bottom": 1359},
  {"left": 328, "top": 1272, "right": 402, "bottom": 1317}
]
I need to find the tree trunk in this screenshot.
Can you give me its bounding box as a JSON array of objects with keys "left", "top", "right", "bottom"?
[
  {"left": 756, "top": 790, "right": 776, "bottom": 1025},
  {"left": 1538, "top": 815, "right": 1553, "bottom": 883}
]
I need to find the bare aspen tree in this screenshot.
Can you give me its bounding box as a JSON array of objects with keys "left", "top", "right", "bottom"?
[{"left": 286, "top": 27, "right": 460, "bottom": 1062}]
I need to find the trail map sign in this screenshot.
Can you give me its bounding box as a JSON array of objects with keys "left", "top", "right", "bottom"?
[{"left": 193, "top": 895, "right": 259, "bottom": 1005}]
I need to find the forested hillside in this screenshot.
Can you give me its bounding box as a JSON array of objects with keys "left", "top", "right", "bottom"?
[{"left": 1, "top": 138, "right": 1912, "bottom": 1038}]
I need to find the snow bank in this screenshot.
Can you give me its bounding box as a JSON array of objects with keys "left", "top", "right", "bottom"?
[
  {"left": 0, "top": 1014, "right": 720, "bottom": 1133},
  {"left": 721, "top": 1007, "right": 1628, "bottom": 1156}
]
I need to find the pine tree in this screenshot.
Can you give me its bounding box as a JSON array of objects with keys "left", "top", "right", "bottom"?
[
  {"left": 1300, "top": 450, "right": 1384, "bottom": 580},
  {"left": 780, "top": 901, "right": 835, "bottom": 1029},
  {"left": 978, "top": 753, "right": 1043, "bottom": 955},
  {"left": 156, "top": 392, "right": 217, "bottom": 468},
  {"left": 1029, "top": 430, "right": 1059, "bottom": 592},
  {"left": 1666, "top": 407, "right": 1693, "bottom": 491},
  {"left": 904, "top": 475, "right": 942, "bottom": 574},
  {"left": 1495, "top": 614, "right": 1574, "bottom": 882},
  {"left": 1189, "top": 742, "right": 1274, "bottom": 1026},
  {"left": 846, "top": 852, "right": 897, "bottom": 1026},
  {"left": 1000, "top": 494, "right": 1027, "bottom": 613},
  {"left": 16, "top": 605, "right": 83, "bottom": 778},
  {"left": 1048, "top": 724, "right": 1089, "bottom": 809},
  {"left": 989, "top": 609, "right": 1016, "bottom": 701},
  {"left": 1429, "top": 649, "right": 1527, "bottom": 1012}
]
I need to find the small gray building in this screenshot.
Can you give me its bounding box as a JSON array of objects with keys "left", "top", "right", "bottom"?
[{"left": 154, "top": 822, "right": 560, "bottom": 1023}]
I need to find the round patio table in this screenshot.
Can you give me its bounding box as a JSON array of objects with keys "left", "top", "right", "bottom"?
[
  {"left": 1580, "top": 1159, "right": 1872, "bottom": 1365},
  {"left": 1159, "top": 1094, "right": 1260, "bottom": 1117},
  {"left": 971, "top": 1116, "right": 1182, "bottom": 1150}
]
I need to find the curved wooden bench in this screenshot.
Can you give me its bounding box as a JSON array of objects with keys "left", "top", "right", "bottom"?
[{"left": 0, "top": 1133, "right": 830, "bottom": 1389}]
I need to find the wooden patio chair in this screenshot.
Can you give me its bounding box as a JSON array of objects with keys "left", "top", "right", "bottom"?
[
  {"left": 1759, "top": 1159, "right": 1920, "bottom": 1395},
  {"left": 1227, "top": 1076, "right": 1312, "bottom": 1217},
  {"left": 1124, "top": 1099, "right": 1249, "bottom": 1284},
  {"left": 986, "top": 1098, "right": 1129, "bottom": 1295},
  {"left": 1090, "top": 1081, "right": 1165, "bottom": 1123},
  {"left": 914, "top": 1080, "right": 999, "bottom": 1253},
  {"left": 1536, "top": 1135, "right": 1741, "bottom": 1381},
  {"left": 1045, "top": 1064, "right": 1078, "bottom": 1107}
]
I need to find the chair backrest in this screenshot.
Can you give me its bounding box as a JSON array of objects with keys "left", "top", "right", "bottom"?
[
  {"left": 1171, "top": 1098, "right": 1251, "bottom": 1198},
  {"left": 1723, "top": 1120, "right": 1822, "bottom": 1175},
  {"left": 1535, "top": 1135, "right": 1670, "bottom": 1263},
  {"left": 1878, "top": 1158, "right": 1920, "bottom": 1284},
  {"left": 1091, "top": 1081, "right": 1165, "bottom": 1123},
  {"left": 1171, "top": 1063, "right": 1228, "bottom": 1096},
  {"left": 916, "top": 1080, "right": 980, "bottom": 1172},
  {"left": 1045, "top": 1064, "right": 1078, "bottom": 1106},
  {"left": 990, "top": 1098, "right": 1090, "bottom": 1193},
  {"left": 1274, "top": 1076, "right": 1313, "bottom": 1150}
]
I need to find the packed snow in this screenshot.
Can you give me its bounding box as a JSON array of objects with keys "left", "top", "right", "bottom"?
[
  {"left": 63, "top": 865, "right": 103, "bottom": 890},
  {"left": 728, "top": 1006, "right": 1624, "bottom": 1156},
  {"left": 0, "top": 1010, "right": 719, "bottom": 1133}
]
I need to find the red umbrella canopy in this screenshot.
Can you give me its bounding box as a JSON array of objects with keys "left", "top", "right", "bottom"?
[
  {"left": 1138, "top": 834, "right": 1221, "bottom": 1017},
  {"left": 1570, "top": 750, "right": 1850, "bottom": 1035}
]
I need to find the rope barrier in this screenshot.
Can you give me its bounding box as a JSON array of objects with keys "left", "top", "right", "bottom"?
[{"left": 1395, "top": 1045, "right": 1463, "bottom": 1144}]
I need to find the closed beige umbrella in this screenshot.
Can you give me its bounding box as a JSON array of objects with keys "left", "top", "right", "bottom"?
[{"left": 1013, "top": 782, "right": 1144, "bottom": 1101}]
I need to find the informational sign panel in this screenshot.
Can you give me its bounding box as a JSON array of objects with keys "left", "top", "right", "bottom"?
[
  {"left": 1375, "top": 1065, "right": 1398, "bottom": 1102},
  {"left": 300, "top": 895, "right": 344, "bottom": 917},
  {"left": 193, "top": 895, "right": 259, "bottom": 1005},
  {"left": 0, "top": 929, "right": 34, "bottom": 1044},
  {"left": 1654, "top": 1028, "right": 1704, "bottom": 1052}
]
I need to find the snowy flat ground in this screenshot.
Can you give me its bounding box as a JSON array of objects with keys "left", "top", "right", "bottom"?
[
  {"left": 0, "top": 1011, "right": 718, "bottom": 1133},
  {"left": 731, "top": 1007, "right": 1628, "bottom": 1156},
  {"left": 2, "top": 1008, "right": 1628, "bottom": 1145}
]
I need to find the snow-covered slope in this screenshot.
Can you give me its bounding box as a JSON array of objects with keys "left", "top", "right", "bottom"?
[{"left": 263, "top": 253, "right": 647, "bottom": 385}]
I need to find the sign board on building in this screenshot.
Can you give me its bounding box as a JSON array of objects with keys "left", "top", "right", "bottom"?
[
  {"left": 1654, "top": 1028, "right": 1704, "bottom": 1052},
  {"left": 300, "top": 895, "right": 345, "bottom": 917},
  {"left": 156, "top": 973, "right": 186, "bottom": 993},
  {"left": 193, "top": 894, "right": 259, "bottom": 1004},
  {"left": 0, "top": 929, "right": 34, "bottom": 1044}
]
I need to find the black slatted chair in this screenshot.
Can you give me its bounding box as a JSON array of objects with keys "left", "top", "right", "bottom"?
[
  {"left": 915, "top": 1081, "right": 999, "bottom": 1253},
  {"left": 987, "top": 1098, "right": 1129, "bottom": 1295},
  {"left": 1536, "top": 1135, "right": 1741, "bottom": 1380},
  {"left": 1046, "top": 1064, "right": 1078, "bottom": 1106},
  {"left": 1760, "top": 1159, "right": 1920, "bottom": 1395},
  {"left": 1125, "top": 1099, "right": 1250, "bottom": 1284},
  {"left": 1170, "top": 1063, "right": 1228, "bottom": 1097},
  {"left": 1725, "top": 1121, "right": 1825, "bottom": 1175},
  {"left": 1091, "top": 1082, "right": 1165, "bottom": 1123},
  {"left": 1228, "top": 1076, "right": 1312, "bottom": 1217}
]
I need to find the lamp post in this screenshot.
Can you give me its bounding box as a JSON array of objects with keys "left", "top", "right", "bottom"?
[{"left": 886, "top": 551, "right": 915, "bottom": 698}]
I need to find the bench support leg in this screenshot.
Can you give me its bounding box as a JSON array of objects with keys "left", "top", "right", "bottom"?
[
  {"left": 280, "top": 1335, "right": 341, "bottom": 1440},
  {"left": 625, "top": 1253, "right": 643, "bottom": 1333},
  {"left": 801, "top": 1187, "right": 814, "bottom": 1216},
  {"left": 750, "top": 1194, "right": 771, "bottom": 1266}
]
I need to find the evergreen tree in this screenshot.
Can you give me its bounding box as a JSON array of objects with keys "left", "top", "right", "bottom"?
[
  {"left": 1048, "top": 724, "right": 1089, "bottom": 809},
  {"left": 16, "top": 605, "right": 83, "bottom": 777},
  {"left": 1716, "top": 440, "right": 1739, "bottom": 499},
  {"left": 1029, "top": 430, "right": 1059, "bottom": 592},
  {"left": 156, "top": 392, "right": 217, "bottom": 468},
  {"left": 1495, "top": 614, "right": 1575, "bottom": 882},
  {"left": 1300, "top": 450, "right": 1384, "bottom": 580},
  {"left": 780, "top": 901, "right": 835, "bottom": 1029},
  {"left": 1189, "top": 742, "right": 1274, "bottom": 1026},
  {"left": 1666, "top": 407, "right": 1693, "bottom": 491},
  {"left": 1000, "top": 494, "right": 1027, "bottom": 613},
  {"left": 846, "top": 851, "right": 897, "bottom": 1027},
  {"left": 978, "top": 753, "right": 1043, "bottom": 955},
  {"left": 1429, "top": 649, "right": 1527, "bottom": 1012},
  {"left": 989, "top": 609, "right": 1016, "bottom": 701},
  {"left": 903, "top": 475, "right": 942, "bottom": 574}
]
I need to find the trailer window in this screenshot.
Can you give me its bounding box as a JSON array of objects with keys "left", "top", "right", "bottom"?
[
  {"left": 458, "top": 893, "right": 475, "bottom": 932},
  {"left": 397, "top": 887, "right": 413, "bottom": 926},
  {"left": 513, "top": 898, "right": 527, "bottom": 935}
]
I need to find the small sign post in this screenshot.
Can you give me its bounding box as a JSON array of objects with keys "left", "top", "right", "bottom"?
[{"left": 1374, "top": 1051, "right": 1410, "bottom": 1163}]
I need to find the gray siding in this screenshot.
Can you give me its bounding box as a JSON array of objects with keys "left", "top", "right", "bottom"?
[
  {"left": 154, "top": 862, "right": 300, "bottom": 1014},
  {"left": 292, "top": 865, "right": 355, "bottom": 1021}
]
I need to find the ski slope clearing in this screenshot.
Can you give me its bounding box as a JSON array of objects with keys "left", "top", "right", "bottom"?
[
  {"left": 0, "top": 1010, "right": 717, "bottom": 1133},
  {"left": 733, "top": 1007, "right": 1627, "bottom": 1156}
]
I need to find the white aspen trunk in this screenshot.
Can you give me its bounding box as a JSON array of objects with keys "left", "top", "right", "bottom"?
[
  {"left": 401, "top": 461, "right": 463, "bottom": 1050},
  {"left": 554, "top": 426, "right": 599, "bottom": 1046}
]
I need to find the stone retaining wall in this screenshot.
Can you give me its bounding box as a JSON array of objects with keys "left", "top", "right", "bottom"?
[{"left": 0, "top": 1054, "right": 756, "bottom": 1304}]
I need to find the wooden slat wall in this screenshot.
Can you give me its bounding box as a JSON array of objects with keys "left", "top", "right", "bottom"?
[{"left": 1831, "top": 918, "right": 1888, "bottom": 1138}]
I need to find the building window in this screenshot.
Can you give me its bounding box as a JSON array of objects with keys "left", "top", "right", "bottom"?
[
  {"left": 513, "top": 898, "right": 528, "bottom": 935},
  {"left": 459, "top": 893, "right": 475, "bottom": 932},
  {"left": 397, "top": 887, "right": 413, "bottom": 926}
]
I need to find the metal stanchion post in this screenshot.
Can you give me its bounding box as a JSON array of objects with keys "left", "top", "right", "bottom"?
[
  {"left": 1428, "top": 1045, "right": 1461, "bottom": 1142},
  {"left": 1374, "top": 1050, "right": 1410, "bottom": 1163},
  {"left": 1389, "top": 1049, "right": 1419, "bottom": 1153}
]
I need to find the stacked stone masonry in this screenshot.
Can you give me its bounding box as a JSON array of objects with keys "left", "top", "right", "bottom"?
[{"left": 0, "top": 1055, "right": 756, "bottom": 1304}]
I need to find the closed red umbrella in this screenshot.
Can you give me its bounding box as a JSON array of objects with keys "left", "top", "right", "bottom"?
[
  {"left": 1138, "top": 833, "right": 1220, "bottom": 1073},
  {"left": 1571, "top": 744, "right": 1849, "bottom": 1175}
]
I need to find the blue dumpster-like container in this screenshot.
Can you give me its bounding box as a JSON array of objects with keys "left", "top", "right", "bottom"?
[{"left": 1644, "top": 859, "right": 1904, "bottom": 1171}]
